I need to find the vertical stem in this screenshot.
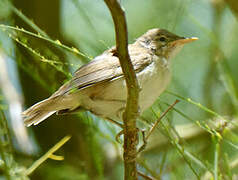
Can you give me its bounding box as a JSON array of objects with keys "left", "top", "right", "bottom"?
[
  {"left": 0, "top": 110, "right": 13, "bottom": 179},
  {"left": 0, "top": 110, "right": 27, "bottom": 179},
  {"left": 103, "top": 0, "right": 140, "bottom": 179},
  {"left": 214, "top": 139, "right": 220, "bottom": 180}
]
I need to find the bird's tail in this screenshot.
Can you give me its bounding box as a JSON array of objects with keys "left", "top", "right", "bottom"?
[{"left": 22, "top": 97, "right": 58, "bottom": 127}]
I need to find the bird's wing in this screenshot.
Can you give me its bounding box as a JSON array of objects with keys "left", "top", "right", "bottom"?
[{"left": 52, "top": 46, "right": 153, "bottom": 97}]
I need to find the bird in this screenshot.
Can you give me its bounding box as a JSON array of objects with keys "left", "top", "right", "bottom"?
[{"left": 22, "top": 28, "right": 198, "bottom": 127}]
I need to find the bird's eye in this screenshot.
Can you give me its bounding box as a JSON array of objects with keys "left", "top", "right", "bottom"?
[{"left": 159, "top": 37, "right": 166, "bottom": 42}]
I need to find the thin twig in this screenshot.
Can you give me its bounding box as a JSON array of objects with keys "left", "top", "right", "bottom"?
[
  {"left": 137, "top": 100, "right": 179, "bottom": 154},
  {"left": 160, "top": 120, "right": 201, "bottom": 179},
  {"left": 165, "top": 91, "right": 227, "bottom": 121},
  {"left": 8, "top": 2, "right": 49, "bottom": 38},
  {"left": 214, "top": 138, "right": 220, "bottom": 180},
  {"left": 0, "top": 24, "right": 91, "bottom": 60},
  {"left": 0, "top": 110, "right": 14, "bottom": 179},
  {"left": 25, "top": 135, "right": 71, "bottom": 176},
  {"left": 137, "top": 171, "right": 156, "bottom": 180},
  {"left": 103, "top": 0, "right": 140, "bottom": 179},
  {"left": 106, "top": 118, "right": 123, "bottom": 128},
  {"left": 146, "top": 100, "right": 180, "bottom": 141}
]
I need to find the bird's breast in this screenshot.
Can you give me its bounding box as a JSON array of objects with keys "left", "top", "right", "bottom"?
[
  {"left": 137, "top": 56, "right": 171, "bottom": 111},
  {"left": 80, "top": 56, "right": 171, "bottom": 121}
]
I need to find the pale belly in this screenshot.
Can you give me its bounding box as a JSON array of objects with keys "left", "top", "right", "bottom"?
[
  {"left": 138, "top": 62, "right": 171, "bottom": 111},
  {"left": 80, "top": 60, "right": 171, "bottom": 120}
]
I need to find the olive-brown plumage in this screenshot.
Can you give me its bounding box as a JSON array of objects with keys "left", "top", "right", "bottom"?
[{"left": 22, "top": 28, "right": 197, "bottom": 126}]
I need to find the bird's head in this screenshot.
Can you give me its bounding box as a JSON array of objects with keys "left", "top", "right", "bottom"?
[{"left": 137, "top": 28, "right": 198, "bottom": 59}]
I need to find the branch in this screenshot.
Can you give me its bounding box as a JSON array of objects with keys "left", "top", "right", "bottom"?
[
  {"left": 103, "top": 0, "right": 140, "bottom": 179},
  {"left": 138, "top": 100, "right": 180, "bottom": 153},
  {"left": 137, "top": 171, "right": 156, "bottom": 180},
  {"left": 25, "top": 135, "right": 71, "bottom": 175},
  {"left": 145, "top": 100, "right": 180, "bottom": 141},
  {"left": 0, "top": 110, "right": 15, "bottom": 179}
]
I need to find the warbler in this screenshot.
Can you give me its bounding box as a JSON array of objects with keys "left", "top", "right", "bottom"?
[{"left": 22, "top": 28, "right": 198, "bottom": 126}]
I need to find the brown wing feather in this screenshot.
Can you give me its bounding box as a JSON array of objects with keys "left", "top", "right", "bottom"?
[{"left": 52, "top": 44, "right": 154, "bottom": 97}]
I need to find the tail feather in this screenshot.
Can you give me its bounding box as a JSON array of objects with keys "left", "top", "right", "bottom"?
[{"left": 22, "top": 97, "right": 58, "bottom": 126}]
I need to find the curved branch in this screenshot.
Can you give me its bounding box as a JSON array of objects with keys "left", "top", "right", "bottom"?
[{"left": 103, "top": 0, "right": 140, "bottom": 179}]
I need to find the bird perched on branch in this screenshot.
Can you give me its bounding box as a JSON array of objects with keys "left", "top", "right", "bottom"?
[{"left": 22, "top": 28, "right": 198, "bottom": 127}]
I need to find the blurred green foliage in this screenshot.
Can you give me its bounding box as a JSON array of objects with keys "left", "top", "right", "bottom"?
[{"left": 0, "top": 0, "right": 238, "bottom": 179}]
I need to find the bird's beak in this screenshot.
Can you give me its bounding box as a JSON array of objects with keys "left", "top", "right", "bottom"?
[{"left": 172, "top": 37, "right": 198, "bottom": 46}]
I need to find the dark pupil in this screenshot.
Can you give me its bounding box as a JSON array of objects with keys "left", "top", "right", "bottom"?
[{"left": 159, "top": 37, "right": 166, "bottom": 42}]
